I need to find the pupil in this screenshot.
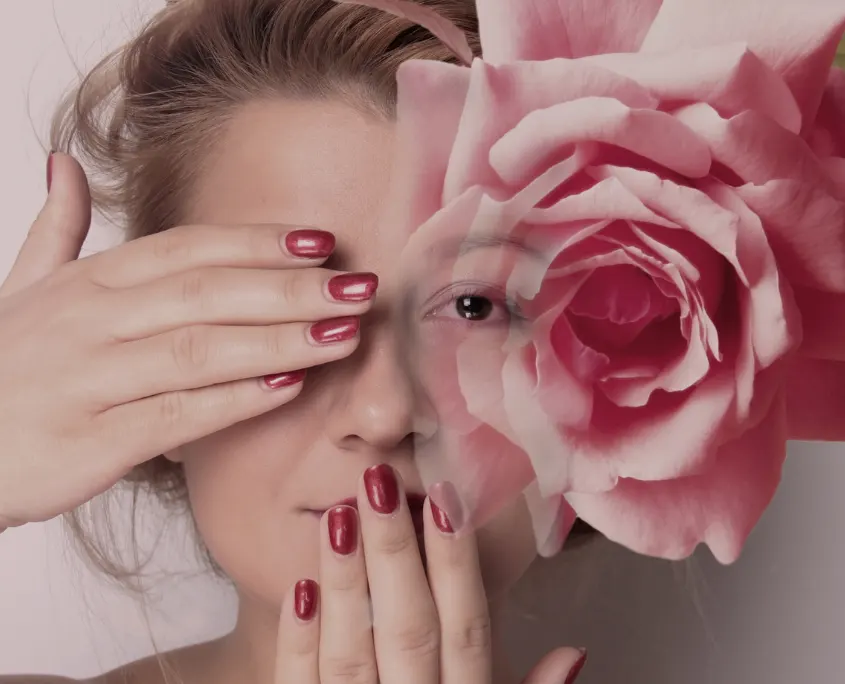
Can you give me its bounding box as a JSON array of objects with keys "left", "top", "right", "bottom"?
[{"left": 456, "top": 296, "right": 492, "bottom": 320}]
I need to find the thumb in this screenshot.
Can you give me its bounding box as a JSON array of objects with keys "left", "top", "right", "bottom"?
[
  {"left": 1, "top": 151, "right": 93, "bottom": 296},
  {"left": 522, "top": 646, "right": 588, "bottom": 684}
]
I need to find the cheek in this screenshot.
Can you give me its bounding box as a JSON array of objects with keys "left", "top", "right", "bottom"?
[
  {"left": 476, "top": 496, "right": 538, "bottom": 600},
  {"left": 179, "top": 410, "right": 319, "bottom": 604}
]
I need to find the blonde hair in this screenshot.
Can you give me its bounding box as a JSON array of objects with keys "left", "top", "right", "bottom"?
[{"left": 50, "top": 0, "right": 481, "bottom": 587}]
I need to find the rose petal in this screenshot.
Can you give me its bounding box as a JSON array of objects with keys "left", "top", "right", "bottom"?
[
  {"left": 443, "top": 59, "right": 657, "bottom": 202},
  {"left": 392, "top": 60, "right": 472, "bottom": 233},
  {"left": 524, "top": 367, "right": 739, "bottom": 497},
  {"left": 583, "top": 43, "right": 801, "bottom": 133},
  {"left": 792, "top": 286, "right": 845, "bottom": 361},
  {"left": 476, "top": 0, "right": 662, "bottom": 63},
  {"left": 810, "top": 67, "right": 845, "bottom": 157},
  {"left": 785, "top": 358, "right": 845, "bottom": 441},
  {"left": 702, "top": 179, "right": 799, "bottom": 370},
  {"left": 523, "top": 485, "right": 577, "bottom": 558},
  {"left": 674, "top": 104, "right": 838, "bottom": 192},
  {"left": 567, "top": 394, "right": 788, "bottom": 564},
  {"left": 737, "top": 180, "right": 845, "bottom": 293},
  {"left": 640, "top": 0, "right": 845, "bottom": 131},
  {"left": 490, "top": 98, "right": 712, "bottom": 186},
  {"left": 501, "top": 343, "right": 616, "bottom": 494}
]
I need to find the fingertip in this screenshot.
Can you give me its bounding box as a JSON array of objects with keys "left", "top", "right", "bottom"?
[
  {"left": 563, "top": 648, "right": 588, "bottom": 684},
  {"left": 293, "top": 578, "right": 320, "bottom": 623},
  {"left": 262, "top": 369, "right": 308, "bottom": 391},
  {"left": 41, "top": 150, "right": 93, "bottom": 234},
  {"left": 523, "top": 646, "right": 588, "bottom": 684}
]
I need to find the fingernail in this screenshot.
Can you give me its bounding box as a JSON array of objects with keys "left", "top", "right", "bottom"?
[
  {"left": 328, "top": 505, "right": 358, "bottom": 555},
  {"left": 327, "top": 272, "right": 379, "bottom": 302},
  {"left": 46, "top": 151, "right": 55, "bottom": 192},
  {"left": 310, "top": 316, "right": 360, "bottom": 344},
  {"left": 284, "top": 229, "right": 335, "bottom": 259},
  {"left": 263, "top": 369, "right": 307, "bottom": 390},
  {"left": 564, "top": 649, "right": 588, "bottom": 684},
  {"left": 429, "top": 481, "right": 463, "bottom": 534},
  {"left": 294, "top": 579, "right": 318, "bottom": 621},
  {"left": 363, "top": 464, "right": 400, "bottom": 515}
]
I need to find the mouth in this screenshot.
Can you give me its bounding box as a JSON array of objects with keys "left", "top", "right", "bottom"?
[{"left": 309, "top": 493, "right": 428, "bottom": 536}]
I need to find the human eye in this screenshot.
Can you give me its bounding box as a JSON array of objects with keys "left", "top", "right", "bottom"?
[{"left": 422, "top": 282, "right": 526, "bottom": 327}]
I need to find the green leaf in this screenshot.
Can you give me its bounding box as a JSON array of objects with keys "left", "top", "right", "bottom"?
[{"left": 837, "top": 38, "right": 845, "bottom": 69}]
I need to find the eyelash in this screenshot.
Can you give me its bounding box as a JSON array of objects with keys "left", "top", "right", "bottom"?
[{"left": 424, "top": 283, "right": 527, "bottom": 326}]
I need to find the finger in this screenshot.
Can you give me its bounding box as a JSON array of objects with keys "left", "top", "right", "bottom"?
[
  {"left": 79, "top": 223, "right": 337, "bottom": 289},
  {"left": 357, "top": 465, "right": 439, "bottom": 684},
  {"left": 95, "top": 370, "right": 307, "bottom": 465},
  {"left": 274, "top": 579, "right": 321, "bottom": 684},
  {"left": 1, "top": 152, "right": 92, "bottom": 295},
  {"left": 522, "top": 647, "right": 588, "bottom": 684},
  {"left": 424, "top": 483, "right": 492, "bottom": 684},
  {"left": 104, "top": 267, "right": 378, "bottom": 341},
  {"left": 94, "top": 315, "right": 361, "bottom": 406},
  {"left": 318, "top": 505, "right": 379, "bottom": 684}
]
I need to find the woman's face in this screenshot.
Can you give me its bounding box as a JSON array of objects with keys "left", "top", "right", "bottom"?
[{"left": 172, "top": 98, "right": 539, "bottom": 609}]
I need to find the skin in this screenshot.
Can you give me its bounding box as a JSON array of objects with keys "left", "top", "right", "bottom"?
[
  {"left": 167, "top": 99, "right": 544, "bottom": 683},
  {"left": 0, "top": 98, "right": 585, "bottom": 684}
]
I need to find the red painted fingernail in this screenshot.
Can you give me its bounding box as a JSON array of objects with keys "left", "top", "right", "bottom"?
[
  {"left": 327, "top": 272, "right": 379, "bottom": 302},
  {"left": 328, "top": 506, "right": 358, "bottom": 555},
  {"left": 564, "top": 649, "right": 588, "bottom": 684},
  {"left": 363, "top": 464, "right": 400, "bottom": 515},
  {"left": 46, "top": 151, "right": 54, "bottom": 192},
  {"left": 310, "top": 316, "right": 360, "bottom": 344},
  {"left": 284, "top": 229, "right": 336, "bottom": 259},
  {"left": 263, "top": 369, "right": 306, "bottom": 390},
  {"left": 429, "top": 481, "right": 463, "bottom": 534},
  {"left": 294, "top": 579, "right": 318, "bottom": 621}
]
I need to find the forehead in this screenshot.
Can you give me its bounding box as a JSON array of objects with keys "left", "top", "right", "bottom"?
[{"left": 186, "top": 98, "right": 398, "bottom": 273}]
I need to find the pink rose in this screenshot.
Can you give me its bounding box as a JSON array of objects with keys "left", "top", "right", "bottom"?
[{"left": 380, "top": 0, "right": 845, "bottom": 563}]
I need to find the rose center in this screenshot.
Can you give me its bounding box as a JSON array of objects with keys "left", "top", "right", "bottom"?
[{"left": 564, "top": 264, "right": 678, "bottom": 354}]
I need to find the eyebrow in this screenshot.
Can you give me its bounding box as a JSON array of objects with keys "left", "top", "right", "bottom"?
[{"left": 429, "top": 232, "right": 545, "bottom": 260}]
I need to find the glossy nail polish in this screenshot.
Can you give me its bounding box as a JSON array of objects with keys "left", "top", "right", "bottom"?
[
  {"left": 263, "top": 370, "right": 306, "bottom": 390},
  {"left": 429, "top": 481, "right": 463, "bottom": 534},
  {"left": 294, "top": 579, "right": 318, "bottom": 621},
  {"left": 328, "top": 505, "right": 358, "bottom": 555},
  {"left": 310, "top": 316, "right": 360, "bottom": 344},
  {"left": 46, "top": 151, "right": 54, "bottom": 192},
  {"left": 284, "top": 229, "right": 336, "bottom": 258},
  {"left": 364, "top": 464, "right": 400, "bottom": 514},
  {"left": 564, "top": 649, "right": 588, "bottom": 684},
  {"left": 327, "top": 273, "right": 379, "bottom": 302}
]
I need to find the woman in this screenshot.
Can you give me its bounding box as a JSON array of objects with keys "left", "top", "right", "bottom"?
[{"left": 0, "top": 0, "right": 590, "bottom": 682}]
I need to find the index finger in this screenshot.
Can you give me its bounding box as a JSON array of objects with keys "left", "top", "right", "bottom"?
[{"left": 76, "top": 223, "right": 336, "bottom": 288}]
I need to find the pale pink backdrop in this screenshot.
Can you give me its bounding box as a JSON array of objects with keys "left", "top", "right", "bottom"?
[{"left": 1, "top": 2, "right": 844, "bottom": 683}]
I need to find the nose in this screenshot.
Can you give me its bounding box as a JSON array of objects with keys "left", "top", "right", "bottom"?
[{"left": 325, "top": 322, "right": 435, "bottom": 453}]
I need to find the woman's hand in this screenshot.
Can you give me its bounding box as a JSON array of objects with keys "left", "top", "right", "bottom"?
[
  {"left": 274, "top": 463, "right": 588, "bottom": 684},
  {"left": 0, "top": 153, "right": 377, "bottom": 530}
]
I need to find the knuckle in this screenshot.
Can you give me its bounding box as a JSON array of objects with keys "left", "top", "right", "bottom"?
[
  {"left": 321, "top": 654, "right": 378, "bottom": 684},
  {"left": 170, "top": 326, "right": 210, "bottom": 371},
  {"left": 158, "top": 390, "right": 187, "bottom": 426},
  {"left": 446, "top": 614, "right": 492, "bottom": 654},
  {"left": 283, "top": 630, "right": 317, "bottom": 658},
  {"left": 261, "top": 324, "right": 288, "bottom": 359},
  {"left": 278, "top": 271, "right": 305, "bottom": 307},
  {"left": 322, "top": 567, "right": 363, "bottom": 594},
  {"left": 375, "top": 529, "right": 417, "bottom": 557},
  {"left": 151, "top": 227, "right": 193, "bottom": 262},
  {"left": 392, "top": 621, "right": 441, "bottom": 657},
  {"left": 178, "top": 270, "right": 209, "bottom": 307}
]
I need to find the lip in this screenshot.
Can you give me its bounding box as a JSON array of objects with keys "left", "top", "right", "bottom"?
[{"left": 311, "top": 493, "right": 428, "bottom": 536}]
